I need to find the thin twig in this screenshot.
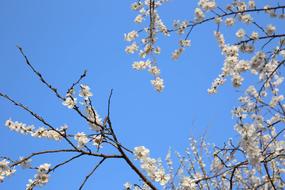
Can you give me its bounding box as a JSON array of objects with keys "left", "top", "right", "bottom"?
[
  {"left": 17, "top": 46, "right": 64, "bottom": 100},
  {"left": 78, "top": 158, "right": 106, "bottom": 190},
  {"left": 66, "top": 70, "right": 87, "bottom": 94},
  {"left": 0, "top": 92, "right": 78, "bottom": 150}
]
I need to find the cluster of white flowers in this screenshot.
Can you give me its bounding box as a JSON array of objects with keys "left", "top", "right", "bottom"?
[
  {"left": 198, "top": 0, "right": 216, "bottom": 11},
  {"left": 125, "top": 0, "right": 285, "bottom": 95},
  {"left": 124, "top": 30, "right": 139, "bottom": 42},
  {"left": 214, "top": 31, "right": 225, "bottom": 49},
  {"left": 171, "top": 39, "right": 191, "bottom": 61},
  {"left": 0, "top": 159, "right": 15, "bottom": 183},
  {"left": 235, "top": 28, "right": 246, "bottom": 39},
  {"left": 180, "top": 177, "right": 197, "bottom": 189},
  {"left": 179, "top": 40, "right": 191, "bottom": 48},
  {"left": 194, "top": 0, "right": 216, "bottom": 23},
  {"left": 92, "top": 135, "right": 103, "bottom": 148},
  {"left": 250, "top": 51, "right": 266, "bottom": 73},
  {"left": 74, "top": 132, "right": 104, "bottom": 149},
  {"left": 208, "top": 44, "right": 245, "bottom": 93},
  {"left": 171, "top": 48, "right": 184, "bottom": 60},
  {"left": 62, "top": 96, "right": 77, "bottom": 109},
  {"left": 171, "top": 39, "right": 191, "bottom": 60},
  {"left": 124, "top": 0, "right": 171, "bottom": 92},
  {"left": 63, "top": 84, "right": 93, "bottom": 109},
  {"left": 123, "top": 182, "right": 132, "bottom": 190},
  {"left": 225, "top": 17, "right": 235, "bottom": 26},
  {"left": 4, "top": 119, "right": 67, "bottom": 141},
  {"left": 230, "top": 69, "right": 285, "bottom": 182},
  {"left": 266, "top": 24, "right": 276, "bottom": 35},
  {"left": 148, "top": 66, "right": 160, "bottom": 76},
  {"left": 132, "top": 60, "right": 151, "bottom": 70},
  {"left": 210, "top": 154, "right": 223, "bottom": 173},
  {"left": 150, "top": 77, "right": 164, "bottom": 92},
  {"left": 62, "top": 84, "right": 103, "bottom": 132},
  {"left": 240, "top": 14, "right": 253, "bottom": 24},
  {"left": 235, "top": 123, "right": 262, "bottom": 166},
  {"left": 173, "top": 20, "right": 189, "bottom": 34},
  {"left": 133, "top": 146, "right": 170, "bottom": 186},
  {"left": 26, "top": 163, "right": 50, "bottom": 190},
  {"left": 250, "top": 31, "right": 259, "bottom": 40},
  {"left": 74, "top": 132, "right": 89, "bottom": 148},
  {"left": 269, "top": 95, "right": 284, "bottom": 107},
  {"left": 161, "top": 137, "right": 234, "bottom": 189},
  {"left": 79, "top": 84, "right": 93, "bottom": 100},
  {"left": 248, "top": 0, "right": 256, "bottom": 9},
  {"left": 225, "top": 3, "right": 254, "bottom": 23},
  {"left": 3, "top": 102, "right": 104, "bottom": 150},
  {"left": 210, "top": 31, "right": 285, "bottom": 94},
  {"left": 194, "top": 8, "right": 204, "bottom": 22},
  {"left": 125, "top": 42, "right": 139, "bottom": 54}
]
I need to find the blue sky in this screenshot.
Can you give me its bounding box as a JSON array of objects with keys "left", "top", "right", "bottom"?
[{"left": 0, "top": 0, "right": 280, "bottom": 189}]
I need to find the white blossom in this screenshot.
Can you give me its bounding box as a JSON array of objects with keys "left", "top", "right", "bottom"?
[
  {"left": 132, "top": 60, "right": 151, "bottom": 70},
  {"left": 63, "top": 97, "right": 77, "bottom": 109},
  {"left": 0, "top": 159, "right": 16, "bottom": 183},
  {"left": 250, "top": 31, "right": 259, "bottom": 40},
  {"left": 134, "top": 15, "right": 144, "bottom": 23},
  {"left": 266, "top": 24, "right": 276, "bottom": 35},
  {"left": 124, "top": 30, "right": 139, "bottom": 42},
  {"left": 151, "top": 77, "right": 165, "bottom": 92},
  {"left": 79, "top": 84, "right": 93, "bottom": 100},
  {"left": 235, "top": 28, "right": 246, "bottom": 39},
  {"left": 74, "top": 132, "right": 89, "bottom": 148},
  {"left": 26, "top": 163, "right": 51, "bottom": 189},
  {"left": 134, "top": 146, "right": 150, "bottom": 159},
  {"left": 225, "top": 17, "right": 235, "bottom": 26},
  {"left": 194, "top": 8, "right": 205, "bottom": 21}
]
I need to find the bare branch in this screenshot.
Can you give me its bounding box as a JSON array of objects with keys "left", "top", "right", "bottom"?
[{"left": 78, "top": 158, "right": 106, "bottom": 190}]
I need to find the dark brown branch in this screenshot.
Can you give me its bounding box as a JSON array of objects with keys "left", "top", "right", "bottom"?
[
  {"left": 106, "top": 90, "right": 157, "bottom": 190},
  {"left": 258, "top": 59, "right": 285, "bottom": 96},
  {"left": 67, "top": 70, "right": 87, "bottom": 95},
  {"left": 17, "top": 46, "right": 64, "bottom": 100},
  {"left": 236, "top": 34, "right": 285, "bottom": 46},
  {"left": 263, "top": 162, "right": 277, "bottom": 190},
  {"left": 10, "top": 149, "right": 122, "bottom": 167},
  {"left": 16, "top": 46, "right": 103, "bottom": 129},
  {"left": 0, "top": 92, "right": 78, "bottom": 150},
  {"left": 78, "top": 158, "right": 106, "bottom": 190},
  {"left": 49, "top": 153, "right": 84, "bottom": 172},
  {"left": 168, "top": 5, "right": 285, "bottom": 34},
  {"left": 229, "top": 167, "right": 236, "bottom": 190},
  {"left": 149, "top": 0, "right": 155, "bottom": 44}
]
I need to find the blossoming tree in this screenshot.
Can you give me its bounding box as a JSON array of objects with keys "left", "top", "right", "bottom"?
[{"left": 1, "top": 0, "right": 285, "bottom": 189}]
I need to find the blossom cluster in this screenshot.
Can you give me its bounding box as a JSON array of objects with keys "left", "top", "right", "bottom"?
[
  {"left": 133, "top": 146, "right": 170, "bottom": 186},
  {"left": 209, "top": 37, "right": 285, "bottom": 93},
  {"left": 125, "top": 0, "right": 172, "bottom": 92},
  {"left": 126, "top": 0, "right": 285, "bottom": 93},
  {"left": 74, "top": 132, "right": 103, "bottom": 149},
  {"left": 62, "top": 84, "right": 103, "bottom": 131},
  {"left": 0, "top": 159, "right": 15, "bottom": 183},
  {"left": 206, "top": 0, "right": 285, "bottom": 94},
  {"left": 63, "top": 84, "right": 93, "bottom": 109},
  {"left": 4, "top": 119, "right": 67, "bottom": 141},
  {"left": 26, "top": 163, "right": 51, "bottom": 190}
]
